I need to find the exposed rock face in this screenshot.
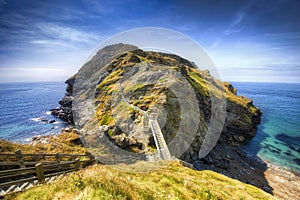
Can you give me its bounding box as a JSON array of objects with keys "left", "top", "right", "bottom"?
[
  {"left": 50, "top": 75, "right": 75, "bottom": 124},
  {"left": 51, "top": 44, "right": 139, "bottom": 125},
  {"left": 52, "top": 44, "right": 262, "bottom": 163}
]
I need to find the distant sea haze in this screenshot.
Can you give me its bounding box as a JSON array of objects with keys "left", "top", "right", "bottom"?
[{"left": 0, "top": 82, "right": 299, "bottom": 174}]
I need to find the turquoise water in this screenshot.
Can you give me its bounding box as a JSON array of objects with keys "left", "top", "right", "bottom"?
[
  {"left": 232, "top": 82, "right": 300, "bottom": 174},
  {"left": 0, "top": 82, "right": 67, "bottom": 143}
]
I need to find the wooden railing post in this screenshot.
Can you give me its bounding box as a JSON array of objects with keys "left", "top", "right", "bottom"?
[
  {"left": 75, "top": 158, "right": 80, "bottom": 171},
  {"left": 35, "top": 163, "right": 45, "bottom": 183},
  {"left": 15, "top": 150, "right": 25, "bottom": 168},
  {"left": 55, "top": 153, "right": 60, "bottom": 163}
]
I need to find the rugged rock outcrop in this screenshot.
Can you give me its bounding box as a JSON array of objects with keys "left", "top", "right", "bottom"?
[
  {"left": 51, "top": 44, "right": 138, "bottom": 124},
  {"left": 50, "top": 75, "right": 75, "bottom": 123},
  {"left": 52, "top": 43, "right": 262, "bottom": 163}
]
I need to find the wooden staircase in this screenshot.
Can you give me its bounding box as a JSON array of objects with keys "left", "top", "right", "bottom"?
[
  {"left": 149, "top": 119, "right": 171, "bottom": 160},
  {"left": 119, "top": 84, "right": 172, "bottom": 160}
]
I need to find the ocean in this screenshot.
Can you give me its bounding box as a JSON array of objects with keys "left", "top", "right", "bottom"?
[
  {"left": 0, "top": 82, "right": 67, "bottom": 143},
  {"left": 0, "top": 82, "right": 299, "bottom": 174},
  {"left": 232, "top": 82, "right": 300, "bottom": 174}
]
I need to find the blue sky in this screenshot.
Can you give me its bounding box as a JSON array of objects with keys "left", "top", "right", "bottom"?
[{"left": 0, "top": 0, "right": 299, "bottom": 82}]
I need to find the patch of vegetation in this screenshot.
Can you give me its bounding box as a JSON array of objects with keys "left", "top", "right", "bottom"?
[
  {"left": 147, "top": 145, "right": 157, "bottom": 153},
  {"left": 7, "top": 161, "right": 275, "bottom": 200},
  {"left": 243, "top": 114, "right": 252, "bottom": 124},
  {"left": 186, "top": 71, "right": 210, "bottom": 97},
  {"left": 186, "top": 67, "right": 258, "bottom": 115},
  {"left": 159, "top": 78, "right": 168, "bottom": 83},
  {"left": 96, "top": 69, "right": 123, "bottom": 91},
  {"left": 188, "top": 70, "right": 227, "bottom": 100},
  {"left": 0, "top": 130, "right": 88, "bottom": 161},
  {"left": 225, "top": 93, "right": 258, "bottom": 114},
  {"left": 107, "top": 129, "right": 114, "bottom": 136},
  {"left": 124, "top": 83, "right": 146, "bottom": 93},
  {"left": 99, "top": 114, "right": 114, "bottom": 126}
]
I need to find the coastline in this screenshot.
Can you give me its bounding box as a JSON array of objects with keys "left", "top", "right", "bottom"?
[
  {"left": 1, "top": 79, "right": 298, "bottom": 199},
  {"left": 193, "top": 143, "right": 300, "bottom": 200},
  {"left": 1, "top": 132, "right": 299, "bottom": 199},
  {"left": 264, "top": 160, "right": 300, "bottom": 200}
]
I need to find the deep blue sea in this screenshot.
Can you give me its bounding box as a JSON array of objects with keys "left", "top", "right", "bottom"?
[
  {"left": 0, "top": 82, "right": 67, "bottom": 143},
  {"left": 0, "top": 82, "right": 299, "bottom": 173}
]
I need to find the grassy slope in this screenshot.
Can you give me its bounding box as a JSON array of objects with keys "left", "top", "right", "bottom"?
[
  {"left": 6, "top": 161, "right": 275, "bottom": 200},
  {"left": 0, "top": 130, "right": 87, "bottom": 155}
]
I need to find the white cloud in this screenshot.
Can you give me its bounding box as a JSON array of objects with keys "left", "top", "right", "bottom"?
[
  {"left": 29, "top": 40, "right": 76, "bottom": 49},
  {"left": 36, "top": 23, "right": 100, "bottom": 44},
  {"left": 0, "top": 22, "right": 103, "bottom": 83}
]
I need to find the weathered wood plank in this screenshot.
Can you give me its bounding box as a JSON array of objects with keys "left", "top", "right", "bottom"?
[
  {"left": 35, "top": 163, "right": 44, "bottom": 183},
  {"left": 0, "top": 167, "right": 36, "bottom": 176}
]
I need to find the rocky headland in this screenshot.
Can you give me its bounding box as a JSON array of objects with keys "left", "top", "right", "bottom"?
[
  {"left": 50, "top": 75, "right": 75, "bottom": 124},
  {"left": 50, "top": 43, "right": 299, "bottom": 199}
]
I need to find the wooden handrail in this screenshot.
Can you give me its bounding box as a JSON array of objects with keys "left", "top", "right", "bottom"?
[
  {"left": 0, "top": 150, "right": 96, "bottom": 197},
  {"left": 0, "top": 166, "right": 36, "bottom": 176},
  {"left": 0, "top": 158, "right": 96, "bottom": 196},
  {"left": 0, "top": 150, "right": 94, "bottom": 171},
  {"left": 0, "top": 153, "right": 90, "bottom": 157}
]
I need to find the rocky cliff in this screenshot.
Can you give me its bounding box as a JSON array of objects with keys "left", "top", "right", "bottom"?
[{"left": 52, "top": 43, "right": 262, "bottom": 164}]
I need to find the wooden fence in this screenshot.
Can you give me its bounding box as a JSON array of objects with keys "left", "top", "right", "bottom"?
[
  {"left": 0, "top": 150, "right": 96, "bottom": 196},
  {"left": 176, "top": 159, "right": 195, "bottom": 170},
  {"left": 0, "top": 150, "right": 195, "bottom": 196},
  {"left": 0, "top": 150, "right": 93, "bottom": 168}
]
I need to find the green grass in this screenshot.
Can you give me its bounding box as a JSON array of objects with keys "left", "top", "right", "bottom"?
[
  {"left": 7, "top": 161, "right": 275, "bottom": 200},
  {"left": 0, "top": 130, "right": 87, "bottom": 155},
  {"left": 124, "top": 83, "right": 147, "bottom": 93},
  {"left": 187, "top": 68, "right": 259, "bottom": 115},
  {"left": 99, "top": 114, "right": 114, "bottom": 126},
  {"left": 107, "top": 129, "right": 114, "bottom": 136},
  {"left": 186, "top": 71, "right": 210, "bottom": 97},
  {"left": 96, "top": 69, "right": 123, "bottom": 92}
]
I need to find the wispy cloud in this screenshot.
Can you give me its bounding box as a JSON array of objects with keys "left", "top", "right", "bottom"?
[
  {"left": 226, "top": 64, "right": 300, "bottom": 72},
  {"left": 208, "top": 0, "right": 261, "bottom": 50},
  {"left": 0, "top": 0, "right": 299, "bottom": 83},
  {"left": 230, "top": 12, "right": 245, "bottom": 27},
  {"left": 224, "top": 28, "right": 243, "bottom": 35},
  {"left": 224, "top": 12, "right": 245, "bottom": 35},
  {"left": 211, "top": 38, "right": 221, "bottom": 49},
  {"left": 36, "top": 23, "right": 100, "bottom": 44},
  {"left": 210, "top": 12, "right": 246, "bottom": 49},
  {"left": 264, "top": 32, "right": 300, "bottom": 39},
  {"left": 29, "top": 40, "right": 76, "bottom": 49}
]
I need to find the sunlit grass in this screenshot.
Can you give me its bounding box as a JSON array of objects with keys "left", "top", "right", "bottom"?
[
  {"left": 7, "top": 161, "right": 275, "bottom": 200},
  {"left": 0, "top": 130, "right": 87, "bottom": 155}
]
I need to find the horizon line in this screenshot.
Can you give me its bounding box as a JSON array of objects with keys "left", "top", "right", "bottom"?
[{"left": 0, "top": 80, "right": 299, "bottom": 84}]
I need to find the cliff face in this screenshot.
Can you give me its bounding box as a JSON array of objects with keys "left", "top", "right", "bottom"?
[
  {"left": 52, "top": 44, "right": 262, "bottom": 163},
  {"left": 51, "top": 75, "right": 76, "bottom": 123}
]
